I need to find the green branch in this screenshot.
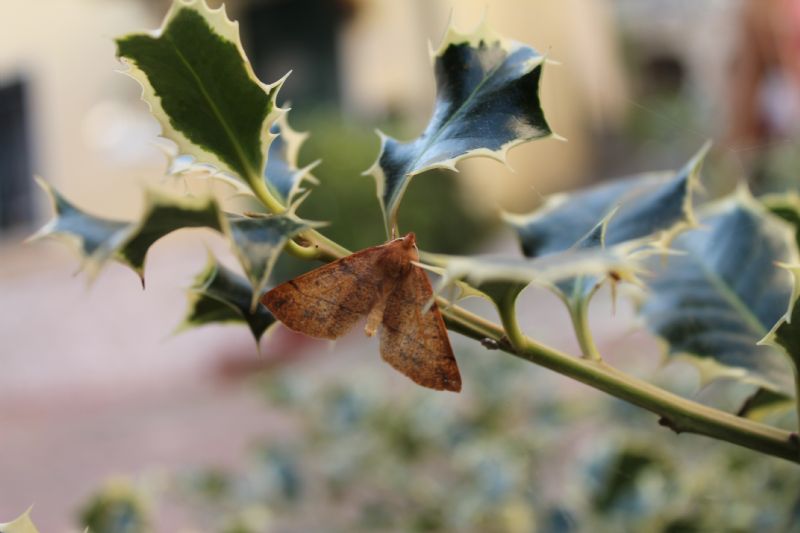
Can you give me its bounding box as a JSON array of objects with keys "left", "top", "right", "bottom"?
[
  {"left": 441, "top": 302, "right": 800, "bottom": 464},
  {"left": 258, "top": 144, "right": 800, "bottom": 466}
]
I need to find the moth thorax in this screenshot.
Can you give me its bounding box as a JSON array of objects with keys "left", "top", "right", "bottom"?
[{"left": 379, "top": 251, "right": 414, "bottom": 279}]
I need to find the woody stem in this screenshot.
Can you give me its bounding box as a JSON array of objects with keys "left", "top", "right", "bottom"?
[
  {"left": 265, "top": 194, "right": 799, "bottom": 463},
  {"left": 440, "top": 301, "right": 800, "bottom": 464}
]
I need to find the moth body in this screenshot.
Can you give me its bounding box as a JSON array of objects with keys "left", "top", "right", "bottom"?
[{"left": 262, "top": 232, "right": 462, "bottom": 392}]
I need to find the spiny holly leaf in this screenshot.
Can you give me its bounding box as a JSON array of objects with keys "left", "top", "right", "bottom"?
[
  {"left": 430, "top": 243, "right": 643, "bottom": 311},
  {"left": 227, "top": 213, "right": 311, "bottom": 310},
  {"left": 505, "top": 144, "right": 708, "bottom": 258},
  {"left": 178, "top": 254, "right": 276, "bottom": 342},
  {"left": 265, "top": 113, "right": 319, "bottom": 204},
  {"left": 32, "top": 180, "right": 223, "bottom": 280},
  {"left": 759, "top": 192, "right": 800, "bottom": 398},
  {"left": 366, "top": 19, "right": 552, "bottom": 233},
  {"left": 118, "top": 192, "right": 224, "bottom": 278},
  {"left": 762, "top": 191, "right": 800, "bottom": 249},
  {"left": 639, "top": 187, "right": 798, "bottom": 395},
  {"left": 0, "top": 509, "right": 39, "bottom": 533},
  {"left": 29, "top": 178, "right": 131, "bottom": 274},
  {"left": 503, "top": 145, "right": 706, "bottom": 320},
  {"left": 736, "top": 387, "right": 793, "bottom": 420},
  {"left": 164, "top": 112, "right": 318, "bottom": 205},
  {"left": 116, "top": 0, "right": 283, "bottom": 197},
  {"left": 32, "top": 181, "right": 309, "bottom": 300}
]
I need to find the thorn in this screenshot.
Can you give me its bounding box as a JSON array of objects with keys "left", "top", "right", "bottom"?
[{"left": 609, "top": 274, "right": 619, "bottom": 315}]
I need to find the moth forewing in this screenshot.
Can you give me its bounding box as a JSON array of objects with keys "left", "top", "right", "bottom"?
[{"left": 261, "top": 232, "right": 461, "bottom": 391}]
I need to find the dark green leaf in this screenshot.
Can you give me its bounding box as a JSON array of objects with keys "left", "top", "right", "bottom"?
[
  {"left": 32, "top": 180, "right": 224, "bottom": 281},
  {"left": 764, "top": 267, "right": 800, "bottom": 372},
  {"left": 591, "top": 448, "right": 670, "bottom": 513},
  {"left": 32, "top": 180, "right": 309, "bottom": 298},
  {"left": 367, "top": 21, "right": 552, "bottom": 232},
  {"left": 116, "top": 0, "right": 281, "bottom": 192},
  {"left": 178, "top": 255, "right": 276, "bottom": 342},
  {"left": 227, "top": 213, "right": 310, "bottom": 309},
  {"left": 736, "top": 387, "right": 793, "bottom": 419},
  {"left": 762, "top": 191, "right": 800, "bottom": 250},
  {"left": 759, "top": 192, "right": 800, "bottom": 398},
  {"left": 639, "top": 188, "right": 798, "bottom": 394},
  {"left": 30, "top": 178, "right": 130, "bottom": 274},
  {"left": 118, "top": 191, "right": 224, "bottom": 277}
]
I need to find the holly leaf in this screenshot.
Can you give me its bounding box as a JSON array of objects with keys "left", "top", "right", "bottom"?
[
  {"left": 759, "top": 194, "right": 800, "bottom": 398},
  {"left": 505, "top": 144, "right": 707, "bottom": 258},
  {"left": 761, "top": 191, "right": 800, "bottom": 249},
  {"left": 265, "top": 113, "right": 319, "bottom": 204},
  {"left": 503, "top": 145, "right": 706, "bottom": 320},
  {"left": 116, "top": 0, "right": 283, "bottom": 197},
  {"left": 32, "top": 181, "right": 309, "bottom": 303},
  {"left": 430, "top": 243, "right": 643, "bottom": 312},
  {"left": 227, "top": 212, "right": 312, "bottom": 309},
  {"left": 31, "top": 179, "right": 224, "bottom": 281},
  {"left": 29, "top": 178, "right": 131, "bottom": 275},
  {"left": 0, "top": 509, "right": 39, "bottom": 533},
  {"left": 178, "top": 255, "right": 276, "bottom": 342},
  {"left": 366, "top": 19, "right": 552, "bottom": 232},
  {"left": 437, "top": 246, "right": 641, "bottom": 290},
  {"left": 736, "top": 387, "right": 793, "bottom": 420},
  {"left": 117, "top": 192, "right": 224, "bottom": 278},
  {"left": 639, "top": 187, "right": 798, "bottom": 395}
]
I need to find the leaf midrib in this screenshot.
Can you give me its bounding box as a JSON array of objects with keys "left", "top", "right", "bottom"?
[
  {"left": 165, "top": 31, "right": 260, "bottom": 182},
  {"left": 389, "top": 47, "right": 509, "bottom": 211}
]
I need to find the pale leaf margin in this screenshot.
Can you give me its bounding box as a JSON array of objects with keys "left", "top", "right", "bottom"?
[
  {"left": 0, "top": 507, "right": 39, "bottom": 533},
  {"left": 641, "top": 186, "right": 800, "bottom": 395},
  {"left": 365, "top": 16, "right": 557, "bottom": 234},
  {"left": 117, "top": 0, "right": 286, "bottom": 193}
]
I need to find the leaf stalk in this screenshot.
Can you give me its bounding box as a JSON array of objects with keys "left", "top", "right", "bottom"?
[{"left": 569, "top": 297, "right": 603, "bottom": 361}]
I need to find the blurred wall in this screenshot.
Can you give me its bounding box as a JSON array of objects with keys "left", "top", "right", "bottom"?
[
  {"left": 0, "top": 0, "right": 627, "bottom": 236},
  {"left": 339, "top": 0, "right": 628, "bottom": 212},
  {"left": 0, "top": 1, "right": 174, "bottom": 225}
]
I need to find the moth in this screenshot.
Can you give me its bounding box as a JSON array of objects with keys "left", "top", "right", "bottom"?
[{"left": 261, "top": 233, "right": 461, "bottom": 392}]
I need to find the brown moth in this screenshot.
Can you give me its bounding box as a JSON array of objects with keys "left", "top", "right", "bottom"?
[{"left": 261, "top": 233, "right": 461, "bottom": 392}]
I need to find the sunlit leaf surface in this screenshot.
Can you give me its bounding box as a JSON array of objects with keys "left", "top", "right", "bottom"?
[
  {"left": 116, "top": 0, "right": 282, "bottom": 192},
  {"left": 367, "top": 20, "right": 552, "bottom": 232},
  {"left": 640, "top": 189, "right": 797, "bottom": 394}
]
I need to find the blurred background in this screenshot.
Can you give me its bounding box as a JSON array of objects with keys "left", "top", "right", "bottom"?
[{"left": 2, "top": 0, "right": 800, "bottom": 531}]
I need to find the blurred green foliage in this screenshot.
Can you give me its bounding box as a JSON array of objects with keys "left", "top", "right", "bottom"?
[
  {"left": 82, "top": 350, "right": 800, "bottom": 532},
  {"left": 78, "top": 480, "right": 149, "bottom": 533}
]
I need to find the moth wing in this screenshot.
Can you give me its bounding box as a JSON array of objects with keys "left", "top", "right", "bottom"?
[
  {"left": 262, "top": 246, "right": 385, "bottom": 340},
  {"left": 380, "top": 265, "right": 461, "bottom": 392}
]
